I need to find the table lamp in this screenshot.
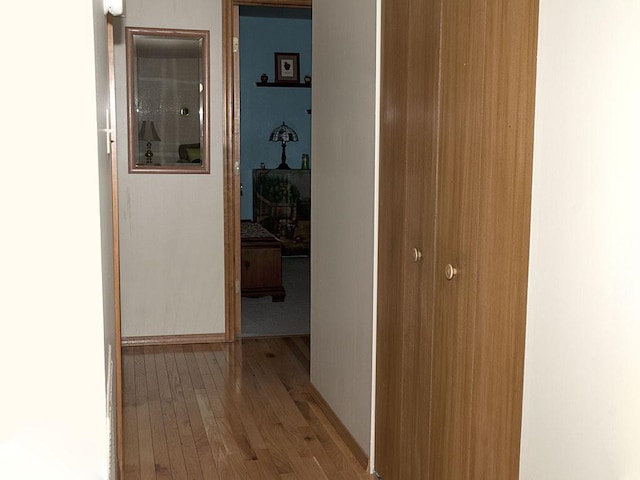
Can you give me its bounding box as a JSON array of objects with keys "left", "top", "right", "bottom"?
[
  {"left": 269, "top": 122, "right": 298, "bottom": 169},
  {"left": 139, "top": 120, "right": 161, "bottom": 164}
]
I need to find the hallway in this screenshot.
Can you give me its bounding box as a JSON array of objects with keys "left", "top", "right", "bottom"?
[{"left": 123, "top": 336, "right": 372, "bottom": 479}]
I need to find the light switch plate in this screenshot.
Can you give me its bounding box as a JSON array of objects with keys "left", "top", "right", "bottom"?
[{"left": 104, "top": 0, "right": 124, "bottom": 16}]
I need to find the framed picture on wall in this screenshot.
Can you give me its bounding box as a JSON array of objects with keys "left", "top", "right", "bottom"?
[{"left": 274, "top": 52, "right": 300, "bottom": 83}]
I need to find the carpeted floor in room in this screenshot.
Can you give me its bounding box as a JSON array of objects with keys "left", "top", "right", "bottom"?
[{"left": 241, "top": 256, "right": 310, "bottom": 337}]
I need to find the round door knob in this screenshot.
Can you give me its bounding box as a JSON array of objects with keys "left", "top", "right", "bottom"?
[
  {"left": 445, "top": 264, "right": 458, "bottom": 280},
  {"left": 412, "top": 248, "right": 423, "bottom": 263}
]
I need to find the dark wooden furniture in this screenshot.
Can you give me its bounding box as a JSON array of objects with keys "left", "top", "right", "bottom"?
[
  {"left": 252, "top": 169, "right": 311, "bottom": 256},
  {"left": 241, "top": 222, "right": 285, "bottom": 302}
]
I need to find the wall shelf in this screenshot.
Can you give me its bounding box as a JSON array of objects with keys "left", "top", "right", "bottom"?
[{"left": 256, "top": 82, "right": 311, "bottom": 88}]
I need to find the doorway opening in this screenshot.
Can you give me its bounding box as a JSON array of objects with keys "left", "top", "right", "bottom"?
[{"left": 224, "top": 1, "right": 312, "bottom": 339}]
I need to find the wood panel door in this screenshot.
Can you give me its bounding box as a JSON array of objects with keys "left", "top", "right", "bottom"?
[
  {"left": 430, "top": 0, "right": 538, "bottom": 478},
  {"left": 375, "top": 0, "right": 538, "bottom": 478},
  {"left": 428, "top": 0, "right": 487, "bottom": 477},
  {"left": 374, "top": 0, "right": 441, "bottom": 477},
  {"left": 465, "top": 0, "right": 539, "bottom": 476}
]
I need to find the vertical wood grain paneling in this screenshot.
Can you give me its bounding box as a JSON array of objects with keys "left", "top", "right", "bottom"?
[
  {"left": 223, "top": 0, "right": 240, "bottom": 340},
  {"left": 375, "top": 0, "right": 441, "bottom": 477},
  {"left": 376, "top": 0, "right": 538, "bottom": 477},
  {"left": 375, "top": 0, "right": 411, "bottom": 474},
  {"left": 401, "top": 0, "right": 442, "bottom": 477},
  {"left": 469, "top": 0, "right": 538, "bottom": 478},
  {"left": 429, "top": 0, "right": 487, "bottom": 477}
]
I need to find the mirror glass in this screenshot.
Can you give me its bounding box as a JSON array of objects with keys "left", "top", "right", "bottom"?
[{"left": 126, "top": 27, "right": 210, "bottom": 173}]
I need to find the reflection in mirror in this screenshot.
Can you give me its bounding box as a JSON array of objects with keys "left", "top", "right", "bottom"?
[{"left": 126, "top": 27, "right": 210, "bottom": 173}]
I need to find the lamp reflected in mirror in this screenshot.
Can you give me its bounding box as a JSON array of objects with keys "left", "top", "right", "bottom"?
[{"left": 139, "top": 120, "right": 161, "bottom": 164}]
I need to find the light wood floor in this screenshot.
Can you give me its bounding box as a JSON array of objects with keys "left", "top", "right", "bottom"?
[{"left": 123, "top": 336, "right": 373, "bottom": 479}]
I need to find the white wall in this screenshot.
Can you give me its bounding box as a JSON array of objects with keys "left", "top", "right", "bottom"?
[
  {"left": 520, "top": 1, "right": 640, "bottom": 478},
  {"left": 92, "top": 0, "right": 118, "bottom": 474},
  {"left": 310, "top": 0, "right": 378, "bottom": 455},
  {"left": 0, "top": 0, "right": 110, "bottom": 477},
  {"left": 114, "top": 0, "right": 225, "bottom": 337}
]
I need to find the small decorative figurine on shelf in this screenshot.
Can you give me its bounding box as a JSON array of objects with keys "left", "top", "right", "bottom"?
[
  {"left": 304, "top": 75, "right": 311, "bottom": 85},
  {"left": 301, "top": 154, "right": 310, "bottom": 170},
  {"left": 260, "top": 73, "right": 268, "bottom": 83}
]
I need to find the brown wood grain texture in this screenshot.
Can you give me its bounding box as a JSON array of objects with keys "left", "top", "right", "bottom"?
[
  {"left": 374, "top": 0, "right": 411, "bottom": 475},
  {"left": 222, "top": 0, "right": 241, "bottom": 341},
  {"left": 469, "top": 0, "right": 538, "bottom": 478},
  {"left": 376, "top": 0, "right": 538, "bottom": 478},
  {"left": 175, "top": 347, "right": 224, "bottom": 480},
  {"left": 375, "top": 0, "right": 441, "bottom": 477},
  {"left": 153, "top": 346, "right": 189, "bottom": 480},
  {"left": 123, "top": 337, "right": 373, "bottom": 479},
  {"left": 398, "top": 0, "right": 442, "bottom": 477},
  {"left": 121, "top": 333, "right": 226, "bottom": 347},
  {"left": 142, "top": 347, "right": 172, "bottom": 480},
  {"left": 123, "top": 352, "right": 141, "bottom": 480},
  {"left": 200, "top": 345, "right": 256, "bottom": 478},
  {"left": 134, "top": 351, "right": 156, "bottom": 480},
  {"left": 429, "top": 0, "right": 487, "bottom": 478}
]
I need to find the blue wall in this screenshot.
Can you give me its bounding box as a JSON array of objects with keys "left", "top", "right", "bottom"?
[{"left": 239, "top": 7, "right": 312, "bottom": 219}]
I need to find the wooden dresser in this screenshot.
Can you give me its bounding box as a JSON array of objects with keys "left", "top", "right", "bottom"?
[{"left": 241, "top": 221, "right": 285, "bottom": 302}]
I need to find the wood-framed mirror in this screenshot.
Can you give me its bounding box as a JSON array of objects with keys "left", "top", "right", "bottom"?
[{"left": 126, "top": 27, "right": 210, "bottom": 174}]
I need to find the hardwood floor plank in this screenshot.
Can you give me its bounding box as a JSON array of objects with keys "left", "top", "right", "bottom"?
[
  {"left": 173, "top": 347, "right": 222, "bottom": 480},
  {"left": 203, "top": 348, "right": 257, "bottom": 462},
  {"left": 163, "top": 347, "right": 204, "bottom": 480},
  {"left": 254, "top": 448, "right": 283, "bottom": 480},
  {"left": 244, "top": 458, "right": 264, "bottom": 479},
  {"left": 133, "top": 350, "right": 156, "bottom": 480},
  {"left": 258, "top": 420, "right": 311, "bottom": 479},
  {"left": 123, "top": 337, "right": 371, "bottom": 479},
  {"left": 241, "top": 341, "right": 324, "bottom": 480},
  {"left": 226, "top": 342, "right": 304, "bottom": 477},
  {"left": 153, "top": 346, "right": 189, "bottom": 480},
  {"left": 297, "top": 391, "right": 366, "bottom": 479},
  {"left": 251, "top": 339, "right": 310, "bottom": 429},
  {"left": 283, "top": 336, "right": 310, "bottom": 372},
  {"left": 243, "top": 339, "right": 351, "bottom": 479},
  {"left": 192, "top": 346, "right": 253, "bottom": 479},
  {"left": 302, "top": 456, "right": 331, "bottom": 480},
  {"left": 237, "top": 357, "right": 291, "bottom": 477},
  {"left": 263, "top": 337, "right": 310, "bottom": 385},
  {"left": 192, "top": 346, "right": 240, "bottom": 455},
  {"left": 193, "top": 386, "right": 238, "bottom": 479},
  {"left": 143, "top": 347, "right": 172, "bottom": 480},
  {"left": 123, "top": 351, "right": 141, "bottom": 480}
]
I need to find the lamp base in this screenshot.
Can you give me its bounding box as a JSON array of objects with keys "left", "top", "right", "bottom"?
[
  {"left": 277, "top": 141, "right": 291, "bottom": 169},
  {"left": 145, "top": 141, "right": 154, "bottom": 163}
]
